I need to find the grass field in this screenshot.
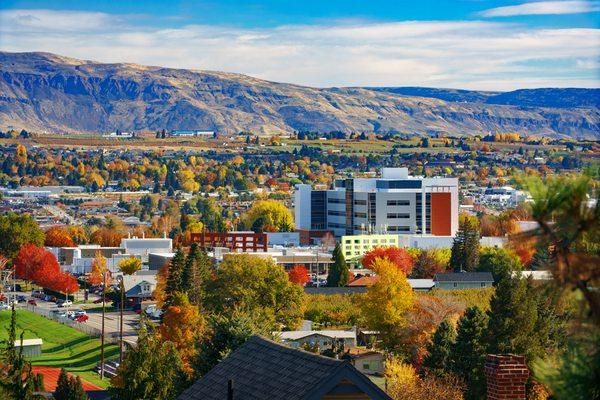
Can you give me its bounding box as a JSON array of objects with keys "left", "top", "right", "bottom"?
[{"left": 0, "top": 309, "right": 119, "bottom": 388}]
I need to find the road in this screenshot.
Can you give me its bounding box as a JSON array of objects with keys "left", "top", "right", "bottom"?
[{"left": 42, "top": 204, "right": 81, "bottom": 225}]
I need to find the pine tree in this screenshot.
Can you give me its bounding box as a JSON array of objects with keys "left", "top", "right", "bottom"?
[
  {"left": 181, "top": 243, "right": 213, "bottom": 305},
  {"left": 422, "top": 319, "right": 456, "bottom": 376},
  {"left": 327, "top": 243, "right": 349, "bottom": 287},
  {"left": 450, "top": 217, "right": 480, "bottom": 272},
  {"left": 54, "top": 369, "right": 86, "bottom": 400},
  {"left": 451, "top": 307, "right": 488, "bottom": 400},
  {"left": 164, "top": 248, "right": 185, "bottom": 311},
  {"left": 486, "top": 274, "right": 539, "bottom": 361}
]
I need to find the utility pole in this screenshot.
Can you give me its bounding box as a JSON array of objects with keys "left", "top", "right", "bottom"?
[
  {"left": 119, "top": 279, "right": 124, "bottom": 363},
  {"left": 100, "top": 269, "right": 107, "bottom": 380}
]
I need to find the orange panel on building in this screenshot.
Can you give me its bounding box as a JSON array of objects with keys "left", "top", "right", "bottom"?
[{"left": 431, "top": 192, "right": 452, "bottom": 236}]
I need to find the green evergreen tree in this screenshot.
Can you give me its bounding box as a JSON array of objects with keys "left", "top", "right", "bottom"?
[
  {"left": 451, "top": 307, "right": 489, "bottom": 400},
  {"left": 327, "top": 243, "right": 349, "bottom": 287},
  {"left": 422, "top": 319, "right": 456, "bottom": 376},
  {"left": 110, "top": 321, "right": 186, "bottom": 400},
  {"left": 486, "top": 274, "right": 539, "bottom": 361},
  {"left": 181, "top": 243, "right": 213, "bottom": 305},
  {"left": 450, "top": 217, "right": 480, "bottom": 272},
  {"left": 164, "top": 248, "right": 185, "bottom": 312},
  {"left": 54, "top": 369, "right": 86, "bottom": 400}
]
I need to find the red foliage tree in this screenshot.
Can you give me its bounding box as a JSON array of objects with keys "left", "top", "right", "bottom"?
[
  {"left": 288, "top": 265, "right": 310, "bottom": 286},
  {"left": 13, "top": 244, "right": 78, "bottom": 293},
  {"left": 13, "top": 244, "right": 47, "bottom": 281},
  {"left": 361, "top": 246, "right": 414, "bottom": 275}
]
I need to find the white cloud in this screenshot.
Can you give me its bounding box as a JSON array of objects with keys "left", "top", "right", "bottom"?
[
  {"left": 0, "top": 9, "right": 598, "bottom": 90},
  {"left": 480, "top": 1, "right": 600, "bottom": 17}
]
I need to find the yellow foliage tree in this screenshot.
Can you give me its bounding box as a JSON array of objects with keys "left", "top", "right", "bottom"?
[
  {"left": 119, "top": 257, "right": 142, "bottom": 276},
  {"left": 158, "top": 291, "right": 204, "bottom": 376},
  {"left": 16, "top": 144, "right": 27, "bottom": 164},
  {"left": 242, "top": 200, "right": 293, "bottom": 232},
  {"left": 360, "top": 257, "right": 415, "bottom": 351}
]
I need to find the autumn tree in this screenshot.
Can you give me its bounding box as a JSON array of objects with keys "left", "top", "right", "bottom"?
[
  {"left": 44, "top": 226, "right": 75, "bottom": 247},
  {"left": 90, "top": 228, "right": 123, "bottom": 247},
  {"left": 326, "top": 243, "right": 349, "bottom": 287},
  {"left": 242, "top": 200, "right": 294, "bottom": 232},
  {"left": 204, "top": 254, "right": 305, "bottom": 330},
  {"left": 361, "top": 246, "right": 414, "bottom": 275},
  {"left": 0, "top": 213, "right": 44, "bottom": 259},
  {"left": 360, "top": 257, "right": 415, "bottom": 353},
  {"left": 422, "top": 319, "right": 456, "bottom": 376},
  {"left": 450, "top": 215, "right": 480, "bottom": 272},
  {"left": 410, "top": 249, "right": 448, "bottom": 279},
  {"left": 159, "top": 292, "right": 204, "bottom": 376},
  {"left": 88, "top": 252, "right": 109, "bottom": 286},
  {"left": 288, "top": 265, "right": 310, "bottom": 286},
  {"left": 118, "top": 257, "right": 142, "bottom": 275}
]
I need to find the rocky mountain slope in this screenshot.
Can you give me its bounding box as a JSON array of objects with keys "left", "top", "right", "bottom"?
[{"left": 0, "top": 52, "right": 598, "bottom": 138}]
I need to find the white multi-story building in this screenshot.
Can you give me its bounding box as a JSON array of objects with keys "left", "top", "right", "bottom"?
[{"left": 295, "top": 168, "right": 459, "bottom": 237}]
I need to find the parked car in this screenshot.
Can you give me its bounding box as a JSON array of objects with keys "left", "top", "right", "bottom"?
[
  {"left": 16, "top": 295, "right": 27, "bottom": 303},
  {"left": 74, "top": 314, "right": 89, "bottom": 323},
  {"left": 27, "top": 299, "right": 37, "bottom": 306},
  {"left": 43, "top": 295, "right": 52, "bottom": 301},
  {"left": 93, "top": 297, "right": 105, "bottom": 304},
  {"left": 0, "top": 302, "right": 10, "bottom": 311},
  {"left": 144, "top": 304, "right": 162, "bottom": 319},
  {"left": 72, "top": 310, "right": 87, "bottom": 318},
  {"left": 57, "top": 300, "right": 72, "bottom": 308},
  {"left": 50, "top": 296, "right": 58, "bottom": 303},
  {"left": 132, "top": 303, "right": 142, "bottom": 314}
]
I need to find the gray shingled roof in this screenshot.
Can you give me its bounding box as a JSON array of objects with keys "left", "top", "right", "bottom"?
[
  {"left": 434, "top": 272, "right": 494, "bottom": 282},
  {"left": 177, "top": 335, "right": 391, "bottom": 400}
]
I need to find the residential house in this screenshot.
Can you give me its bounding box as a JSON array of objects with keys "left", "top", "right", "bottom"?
[
  {"left": 343, "top": 348, "right": 385, "bottom": 376},
  {"left": 433, "top": 272, "right": 494, "bottom": 289},
  {"left": 178, "top": 335, "right": 391, "bottom": 400},
  {"left": 277, "top": 329, "right": 357, "bottom": 349}
]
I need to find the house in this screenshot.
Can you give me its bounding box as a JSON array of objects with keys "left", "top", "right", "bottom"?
[
  {"left": 343, "top": 348, "right": 385, "bottom": 376},
  {"left": 178, "top": 335, "right": 391, "bottom": 400},
  {"left": 349, "top": 276, "right": 435, "bottom": 292},
  {"left": 276, "top": 329, "right": 357, "bottom": 349},
  {"left": 123, "top": 271, "right": 157, "bottom": 304},
  {"left": 433, "top": 271, "right": 494, "bottom": 289}
]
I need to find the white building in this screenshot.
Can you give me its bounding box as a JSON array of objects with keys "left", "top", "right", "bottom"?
[{"left": 295, "top": 168, "right": 459, "bottom": 237}]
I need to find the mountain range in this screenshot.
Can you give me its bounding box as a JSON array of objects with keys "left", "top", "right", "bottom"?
[{"left": 0, "top": 52, "right": 598, "bottom": 138}]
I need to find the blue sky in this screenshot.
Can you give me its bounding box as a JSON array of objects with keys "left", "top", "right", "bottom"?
[{"left": 1, "top": 1, "right": 599, "bottom": 89}]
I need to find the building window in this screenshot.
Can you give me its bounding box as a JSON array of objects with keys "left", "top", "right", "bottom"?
[
  {"left": 327, "top": 198, "right": 345, "bottom": 204},
  {"left": 354, "top": 212, "right": 367, "bottom": 218},
  {"left": 453, "top": 282, "right": 458, "bottom": 287},
  {"left": 363, "top": 363, "right": 370, "bottom": 370},
  {"left": 481, "top": 282, "right": 486, "bottom": 287},
  {"left": 387, "top": 213, "right": 410, "bottom": 219},
  {"left": 387, "top": 200, "right": 410, "bottom": 206},
  {"left": 327, "top": 210, "right": 345, "bottom": 216},
  {"left": 353, "top": 199, "right": 367, "bottom": 205}
]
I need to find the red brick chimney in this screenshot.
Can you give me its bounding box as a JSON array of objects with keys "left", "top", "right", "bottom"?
[{"left": 485, "top": 354, "right": 530, "bottom": 400}]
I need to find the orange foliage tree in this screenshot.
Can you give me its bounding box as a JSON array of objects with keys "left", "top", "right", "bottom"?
[
  {"left": 288, "top": 265, "right": 310, "bottom": 286},
  {"left": 362, "top": 247, "right": 414, "bottom": 275},
  {"left": 158, "top": 292, "right": 204, "bottom": 376},
  {"left": 90, "top": 228, "right": 124, "bottom": 247},
  {"left": 44, "top": 226, "right": 75, "bottom": 247}
]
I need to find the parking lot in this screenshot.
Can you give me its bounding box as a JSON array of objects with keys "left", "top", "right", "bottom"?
[{"left": 3, "top": 289, "right": 141, "bottom": 345}]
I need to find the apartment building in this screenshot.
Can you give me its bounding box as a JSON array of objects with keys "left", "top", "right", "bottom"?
[{"left": 295, "top": 168, "right": 459, "bottom": 237}]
